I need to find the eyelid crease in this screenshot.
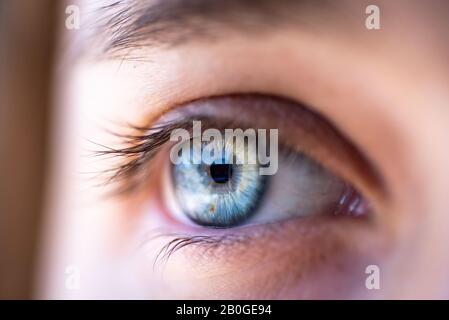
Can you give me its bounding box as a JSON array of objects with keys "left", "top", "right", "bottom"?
[
  {"left": 89, "top": 94, "right": 386, "bottom": 211},
  {"left": 159, "top": 94, "right": 386, "bottom": 201}
]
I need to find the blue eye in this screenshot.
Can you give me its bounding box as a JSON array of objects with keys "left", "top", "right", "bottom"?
[
  {"left": 171, "top": 139, "right": 267, "bottom": 227},
  {"left": 167, "top": 132, "right": 363, "bottom": 229}
]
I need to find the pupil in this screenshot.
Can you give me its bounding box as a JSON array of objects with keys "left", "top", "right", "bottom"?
[{"left": 210, "top": 163, "right": 233, "bottom": 184}]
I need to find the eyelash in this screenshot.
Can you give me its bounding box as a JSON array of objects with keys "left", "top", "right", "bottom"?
[
  {"left": 89, "top": 95, "right": 380, "bottom": 265},
  {"left": 90, "top": 116, "right": 252, "bottom": 194},
  {"left": 147, "top": 214, "right": 364, "bottom": 268},
  {"left": 148, "top": 220, "right": 285, "bottom": 268},
  {"left": 152, "top": 234, "right": 238, "bottom": 268},
  {"left": 90, "top": 120, "right": 191, "bottom": 194},
  {"left": 89, "top": 117, "right": 282, "bottom": 263}
]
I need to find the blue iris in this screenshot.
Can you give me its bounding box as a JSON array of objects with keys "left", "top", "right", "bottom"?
[{"left": 171, "top": 142, "right": 267, "bottom": 227}]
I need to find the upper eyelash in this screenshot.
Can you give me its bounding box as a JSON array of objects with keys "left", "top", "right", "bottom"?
[
  {"left": 88, "top": 120, "right": 192, "bottom": 194},
  {"left": 89, "top": 117, "right": 241, "bottom": 194}
]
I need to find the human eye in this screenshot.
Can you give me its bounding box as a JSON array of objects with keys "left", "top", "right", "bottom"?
[
  {"left": 161, "top": 98, "right": 368, "bottom": 229},
  {"left": 30, "top": 0, "right": 449, "bottom": 301},
  {"left": 91, "top": 92, "right": 385, "bottom": 292},
  {"left": 48, "top": 0, "right": 409, "bottom": 300}
]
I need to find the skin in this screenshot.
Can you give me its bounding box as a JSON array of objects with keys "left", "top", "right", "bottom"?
[{"left": 37, "top": 0, "right": 449, "bottom": 299}]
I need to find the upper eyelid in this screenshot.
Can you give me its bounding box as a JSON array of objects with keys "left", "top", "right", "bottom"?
[{"left": 89, "top": 94, "right": 386, "bottom": 205}]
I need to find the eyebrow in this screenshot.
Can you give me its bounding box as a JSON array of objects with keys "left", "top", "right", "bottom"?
[{"left": 84, "top": 0, "right": 344, "bottom": 57}]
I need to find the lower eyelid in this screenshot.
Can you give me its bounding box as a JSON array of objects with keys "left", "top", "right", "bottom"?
[
  {"left": 131, "top": 148, "right": 381, "bottom": 255},
  {"left": 139, "top": 215, "right": 387, "bottom": 298},
  {"left": 126, "top": 148, "right": 387, "bottom": 297},
  {"left": 145, "top": 212, "right": 376, "bottom": 261}
]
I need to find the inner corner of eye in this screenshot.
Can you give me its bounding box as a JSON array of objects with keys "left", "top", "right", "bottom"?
[{"left": 157, "top": 126, "right": 371, "bottom": 230}]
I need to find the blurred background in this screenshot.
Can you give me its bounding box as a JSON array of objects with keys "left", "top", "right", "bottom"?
[{"left": 0, "top": 0, "right": 57, "bottom": 299}]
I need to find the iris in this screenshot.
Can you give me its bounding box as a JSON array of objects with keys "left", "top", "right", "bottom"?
[{"left": 171, "top": 139, "right": 267, "bottom": 227}]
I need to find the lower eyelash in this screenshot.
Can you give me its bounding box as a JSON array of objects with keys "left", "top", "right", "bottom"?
[
  {"left": 146, "top": 213, "right": 373, "bottom": 270},
  {"left": 148, "top": 229, "right": 261, "bottom": 269},
  {"left": 153, "top": 235, "right": 221, "bottom": 269}
]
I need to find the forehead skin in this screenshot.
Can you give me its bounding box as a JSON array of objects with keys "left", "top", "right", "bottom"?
[{"left": 70, "top": 0, "right": 448, "bottom": 58}]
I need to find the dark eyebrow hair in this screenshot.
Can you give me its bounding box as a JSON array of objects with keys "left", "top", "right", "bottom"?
[{"left": 82, "top": 0, "right": 345, "bottom": 58}]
